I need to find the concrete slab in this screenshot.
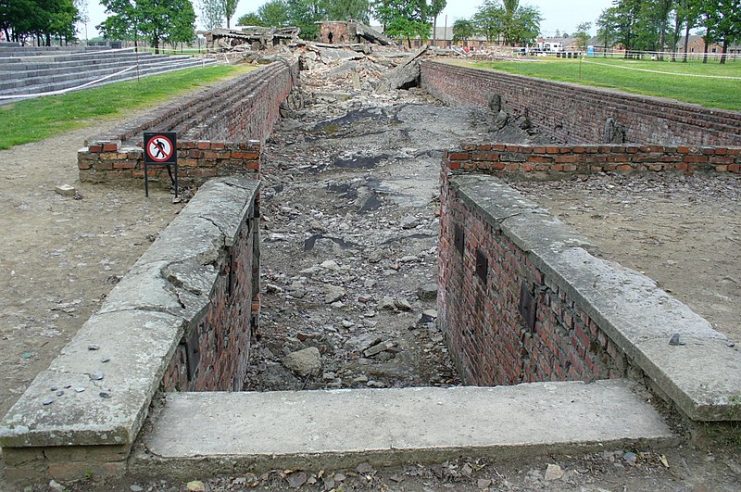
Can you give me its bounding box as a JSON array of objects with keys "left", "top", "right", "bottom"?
[{"left": 133, "top": 380, "right": 674, "bottom": 477}]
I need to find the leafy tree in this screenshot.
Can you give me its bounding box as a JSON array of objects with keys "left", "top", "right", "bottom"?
[
  {"left": 236, "top": 12, "right": 263, "bottom": 26},
  {"left": 428, "top": 0, "right": 446, "bottom": 42},
  {"left": 373, "top": 0, "right": 431, "bottom": 47},
  {"left": 452, "top": 18, "right": 475, "bottom": 42},
  {"left": 221, "top": 0, "right": 238, "bottom": 28},
  {"left": 325, "top": 0, "right": 371, "bottom": 23},
  {"left": 99, "top": 0, "right": 195, "bottom": 52},
  {"left": 198, "top": 0, "right": 224, "bottom": 30},
  {"left": 2, "top": 0, "right": 79, "bottom": 45},
  {"left": 258, "top": 0, "right": 290, "bottom": 27},
  {"left": 596, "top": 6, "right": 620, "bottom": 55},
  {"left": 472, "top": 0, "right": 505, "bottom": 43},
  {"left": 574, "top": 22, "right": 592, "bottom": 50},
  {"left": 699, "top": 0, "right": 741, "bottom": 63},
  {"left": 286, "top": 0, "right": 324, "bottom": 39}
]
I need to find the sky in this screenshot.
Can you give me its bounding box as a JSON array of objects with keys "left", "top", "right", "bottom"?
[{"left": 82, "top": 0, "right": 615, "bottom": 40}]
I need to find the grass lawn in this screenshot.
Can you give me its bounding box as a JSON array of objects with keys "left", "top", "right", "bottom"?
[
  {"left": 457, "top": 57, "right": 741, "bottom": 111},
  {"left": 0, "top": 64, "right": 254, "bottom": 150}
]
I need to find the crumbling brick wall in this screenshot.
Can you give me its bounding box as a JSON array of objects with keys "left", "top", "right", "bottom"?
[
  {"left": 78, "top": 60, "right": 298, "bottom": 186},
  {"left": 439, "top": 166, "right": 625, "bottom": 385},
  {"left": 421, "top": 61, "right": 741, "bottom": 146},
  {"left": 446, "top": 143, "right": 740, "bottom": 178},
  {"left": 161, "top": 195, "right": 259, "bottom": 392}
]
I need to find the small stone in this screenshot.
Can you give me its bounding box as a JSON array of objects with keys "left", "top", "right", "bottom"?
[
  {"left": 379, "top": 296, "right": 396, "bottom": 311},
  {"left": 333, "top": 473, "right": 346, "bottom": 482},
  {"left": 400, "top": 215, "right": 421, "bottom": 229},
  {"left": 669, "top": 333, "right": 686, "bottom": 346},
  {"left": 54, "top": 184, "right": 76, "bottom": 197},
  {"left": 49, "top": 480, "right": 65, "bottom": 492},
  {"left": 101, "top": 357, "right": 111, "bottom": 363},
  {"left": 394, "top": 298, "right": 413, "bottom": 311},
  {"left": 130, "top": 485, "right": 144, "bottom": 492},
  {"left": 283, "top": 347, "right": 322, "bottom": 377},
  {"left": 42, "top": 398, "right": 54, "bottom": 406},
  {"left": 544, "top": 464, "right": 564, "bottom": 481},
  {"left": 99, "top": 391, "right": 111, "bottom": 399},
  {"left": 186, "top": 480, "right": 206, "bottom": 492},
  {"left": 356, "top": 462, "right": 374, "bottom": 474},
  {"left": 91, "top": 372, "right": 104, "bottom": 381},
  {"left": 286, "top": 471, "right": 308, "bottom": 489},
  {"left": 477, "top": 478, "right": 492, "bottom": 489},
  {"left": 417, "top": 283, "right": 438, "bottom": 301},
  {"left": 56, "top": 390, "right": 64, "bottom": 396},
  {"left": 74, "top": 387, "right": 86, "bottom": 393},
  {"left": 623, "top": 451, "right": 638, "bottom": 465},
  {"left": 324, "top": 285, "right": 346, "bottom": 304},
  {"left": 88, "top": 344, "right": 100, "bottom": 351}
]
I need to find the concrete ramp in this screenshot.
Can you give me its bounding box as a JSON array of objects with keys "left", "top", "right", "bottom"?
[{"left": 132, "top": 380, "right": 675, "bottom": 478}]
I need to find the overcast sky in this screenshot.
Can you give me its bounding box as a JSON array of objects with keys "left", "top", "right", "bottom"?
[{"left": 83, "top": 0, "right": 615, "bottom": 39}]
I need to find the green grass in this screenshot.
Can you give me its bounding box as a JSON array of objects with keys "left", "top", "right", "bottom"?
[
  {"left": 457, "top": 57, "right": 741, "bottom": 111},
  {"left": 0, "top": 65, "right": 254, "bottom": 149}
]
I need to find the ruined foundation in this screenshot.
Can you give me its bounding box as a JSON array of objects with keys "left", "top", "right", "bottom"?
[{"left": 1, "top": 54, "right": 739, "bottom": 486}]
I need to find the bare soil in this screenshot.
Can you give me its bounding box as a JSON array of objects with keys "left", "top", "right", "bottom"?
[
  {"left": 0, "top": 123, "right": 183, "bottom": 420},
  {"left": 508, "top": 174, "right": 741, "bottom": 344}
]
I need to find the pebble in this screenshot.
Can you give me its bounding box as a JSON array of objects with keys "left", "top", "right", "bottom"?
[
  {"left": 186, "top": 480, "right": 206, "bottom": 491},
  {"left": 545, "top": 463, "right": 564, "bottom": 481}
]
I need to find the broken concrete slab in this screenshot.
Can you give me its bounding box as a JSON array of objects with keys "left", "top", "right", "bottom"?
[{"left": 132, "top": 380, "right": 675, "bottom": 478}]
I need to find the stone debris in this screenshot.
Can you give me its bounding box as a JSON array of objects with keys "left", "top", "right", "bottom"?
[
  {"left": 283, "top": 347, "right": 322, "bottom": 377},
  {"left": 544, "top": 463, "right": 565, "bottom": 481},
  {"left": 186, "top": 480, "right": 206, "bottom": 491},
  {"left": 54, "top": 184, "right": 76, "bottom": 197}
]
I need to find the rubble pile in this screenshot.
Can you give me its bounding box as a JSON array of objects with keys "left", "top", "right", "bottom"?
[{"left": 243, "top": 43, "right": 551, "bottom": 393}]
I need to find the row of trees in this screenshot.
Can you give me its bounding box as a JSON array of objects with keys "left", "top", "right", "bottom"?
[
  {"left": 452, "top": 0, "right": 542, "bottom": 47},
  {"left": 595, "top": 0, "right": 740, "bottom": 63},
  {"left": 0, "top": 0, "right": 79, "bottom": 45},
  {"left": 234, "top": 1, "right": 447, "bottom": 46},
  {"left": 98, "top": 0, "right": 196, "bottom": 52}
]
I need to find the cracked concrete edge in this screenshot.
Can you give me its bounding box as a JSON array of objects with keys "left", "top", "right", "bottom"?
[
  {"left": 450, "top": 175, "right": 741, "bottom": 422},
  {"left": 0, "top": 177, "right": 260, "bottom": 448}
]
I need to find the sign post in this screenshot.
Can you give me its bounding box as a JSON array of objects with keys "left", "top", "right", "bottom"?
[{"left": 143, "top": 132, "right": 178, "bottom": 199}]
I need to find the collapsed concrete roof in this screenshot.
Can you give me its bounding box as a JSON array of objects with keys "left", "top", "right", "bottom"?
[{"left": 204, "top": 27, "right": 302, "bottom": 51}]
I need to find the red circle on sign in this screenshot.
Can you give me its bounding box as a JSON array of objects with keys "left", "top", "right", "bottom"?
[{"left": 146, "top": 134, "right": 175, "bottom": 162}]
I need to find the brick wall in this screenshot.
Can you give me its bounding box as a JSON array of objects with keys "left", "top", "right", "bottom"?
[
  {"left": 446, "top": 143, "right": 741, "bottom": 179},
  {"left": 439, "top": 175, "right": 625, "bottom": 385},
  {"left": 161, "top": 196, "right": 259, "bottom": 392},
  {"left": 421, "top": 61, "right": 741, "bottom": 146},
  {"left": 78, "top": 60, "right": 298, "bottom": 186}
]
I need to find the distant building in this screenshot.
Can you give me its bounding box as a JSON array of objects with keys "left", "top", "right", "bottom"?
[{"left": 676, "top": 35, "right": 724, "bottom": 55}]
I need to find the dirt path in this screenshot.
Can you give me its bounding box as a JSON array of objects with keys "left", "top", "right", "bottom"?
[{"left": 0, "top": 123, "right": 183, "bottom": 420}]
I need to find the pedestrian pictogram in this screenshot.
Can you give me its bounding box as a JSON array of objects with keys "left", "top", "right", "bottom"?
[
  {"left": 144, "top": 133, "right": 176, "bottom": 164},
  {"left": 143, "top": 132, "right": 178, "bottom": 199}
]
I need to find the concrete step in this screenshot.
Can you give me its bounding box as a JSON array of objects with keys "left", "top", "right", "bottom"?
[
  {"left": 0, "top": 55, "right": 196, "bottom": 91},
  {"left": 131, "top": 380, "right": 675, "bottom": 478},
  {"left": 0, "top": 52, "right": 168, "bottom": 72},
  {"left": 0, "top": 58, "right": 217, "bottom": 98}
]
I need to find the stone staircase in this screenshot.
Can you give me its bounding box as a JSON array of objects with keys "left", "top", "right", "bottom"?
[{"left": 0, "top": 46, "right": 218, "bottom": 101}]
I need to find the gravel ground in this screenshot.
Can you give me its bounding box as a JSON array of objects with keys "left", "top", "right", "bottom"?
[{"left": 508, "top": 173, "right": 741, "bottom": 344}]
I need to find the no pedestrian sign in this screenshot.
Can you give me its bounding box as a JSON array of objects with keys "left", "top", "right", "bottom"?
[{"left": 144, "top": 132, "right": 177, "bottom": 164}]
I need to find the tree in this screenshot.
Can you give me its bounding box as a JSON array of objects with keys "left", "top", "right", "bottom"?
[
  {"left": 428, "top": 0, "right": 446, "bottom": 43},
  {"left": 2, "top": 0, "right": 79, "bottom": 45},
  {"left": 373, "top": 0, "right": 432, "bottom": 48},
  {"left": 574, "top": 22, "right": 591, "bottom": 50},
  {"left": 222, "top": 0, "right": 238, "bottom": 28},
  {"left": 702, "top": 0, "right": 740, "bottom": 63},
  {"left": 99, "top": 0, "right": 196, "bottom": 52},
  {"left": 452, "top": 18, "right": 475, "bottom": 43},
  {"left": 596, "top": 6, "right": 619, "bottom": 56},
  {"left": 258, "top": 0, "right": 290, "bottom": 27},
  {"left": 472, "top": 0, "right": 505, "bottom": 43},
  {"left": 325, "top": 0, "right": 371, "bottom": 23},
  {"left": 236, "top": 12, "right": 263, "bottom": 26},
  {"left": 198, "top": 0, "right": 224, "bottom": 30}
]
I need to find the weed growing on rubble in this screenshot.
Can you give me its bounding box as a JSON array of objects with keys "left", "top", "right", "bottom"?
[
  {"left": 0, "top": 65, "right": 254, "bottom": 149},
  {"left": 459, "top": 58, "right": 741, "bottom": 111}
]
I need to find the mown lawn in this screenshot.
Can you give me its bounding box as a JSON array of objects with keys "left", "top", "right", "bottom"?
[
  {"left": 0, "top": 64, "right": 254, "bottom": 150},
  {"left": 457, "top": 57, "right": 741, "bottom": 111}
]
